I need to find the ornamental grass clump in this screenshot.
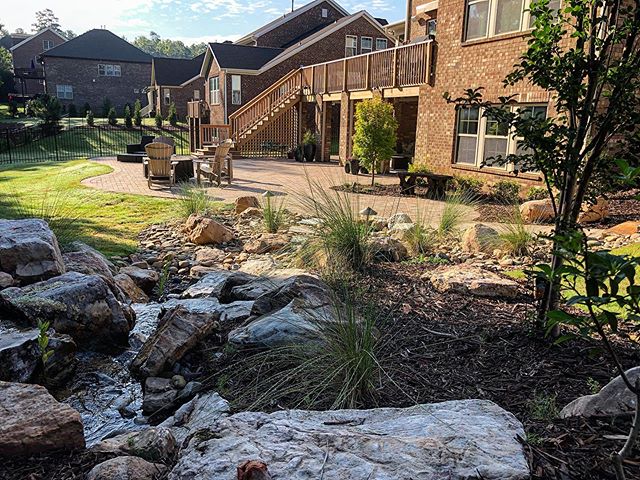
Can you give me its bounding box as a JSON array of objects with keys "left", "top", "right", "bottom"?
[
  {"left": 261, "top": 191, "right": 286, "bottom": 233},
  {"left": 498, "top": 205, "right": 535, "bottom": 256},
  {"left": 438, "top": 190, "right": 478, "bottom": 238},
  {"left": 176, "top": 182, "right": 211, "bottom": 218}
]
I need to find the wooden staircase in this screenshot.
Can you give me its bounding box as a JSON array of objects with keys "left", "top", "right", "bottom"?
[{"left": 229, "top": 69, "right": 304, "bottom": 147}]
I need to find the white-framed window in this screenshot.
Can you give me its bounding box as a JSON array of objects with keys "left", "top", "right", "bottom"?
[
  {"left": 56, "top": 84, "right": 73, "bottom": 100},
  {"left": 454, "top": 104, "right": 548, "bottom": 170},
  {"left": 321, "top": 8, "right": 328, "bottom": 17},
  {"left": 163, "top": 89, "right": 171, "bottom": 105},
  {"left": 193, "top": 89, "right": 200, "bottom": 100},
  {"left": 209, "top": 76, "right": 220, "bottom": 104},
  {"left": 98, "top": 64, "right": 122, "bottom": 77},
  {"left": 464, "top": 0, "right": 561, "bottom": 41},
  {"left": 42, "top": 39, "right": 54, "bottom": 50},
  {"left": 361, "top": 37, "right": 373, "bottom": 54},
  {"left": 231, "top": 75, "right": 241, "bottom": 105},
  {"left": 345, "top": 35, "right": 357, "bottom": 57},
  {"left": 375, "top": 38, "right": 388, "bottom": 50},
  {"left": 427, "top": 19, "right": 437, "bottom": 36}
]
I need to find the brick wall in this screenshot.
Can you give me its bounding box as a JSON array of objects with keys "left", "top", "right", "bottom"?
[
  {"left": 257, "top": 1, "right": 346, "bottom": 48},
  {"left": 157, "top": 77, "right": 204, "bottom": 119},
  {"left": 205, "top": 60, "right": 226, "bottom": 124},
  {"left": 12, "top": 30, "right": 65, "bottom": 95},
  {"left": 44, "top": 57, "right": 151, "bottom": 114}
]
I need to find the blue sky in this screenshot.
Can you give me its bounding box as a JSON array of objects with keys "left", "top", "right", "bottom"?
[{"left": 3, "top": 0, "right": 405, "bottom": 44}]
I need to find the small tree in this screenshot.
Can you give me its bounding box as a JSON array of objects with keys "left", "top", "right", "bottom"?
[
  {"left": 107, "top": 107, "right": 117, "bottom": 126},
  {"left": 82, "top": 102, "right": 91, "bottom": 116},
  {"left": 167, "top": 102, "right": 178, "bottom": 127},
  {"left": 8, "top": 99, "right": 18, "bottom": 116},
  {"left": 154, "top": 110, "right": 163, "bottom": 128},
  {"left": 26, "top": 94, "right": 62, "bottom": 134},
  {"left": 352, "top": 98, "right": 398, "bottom": 186},
  {"left": 133, "top": 99, "right": 142, "bottom": 127},
  {"left": 67, "top": 103, "right": 77, "bottom": 118},
  {"left": 102, "top": 98, "right": 112, "bottom": 118},
  {"left": 86, "top": 109, "right": 94, "bottom": 126},
  {"left": 124, "top": 104, "right": 133, "bottom": 128}
]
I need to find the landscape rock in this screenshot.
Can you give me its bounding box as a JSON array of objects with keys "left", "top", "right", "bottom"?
[
  {"left": 388, "top": 222, "right": 416, "bottom": 240},
  {"left": 369, "top": 236, "right": 408, "bottom": 262},
  {"left": 520, "top": 199, "right": 555, "bottom": 223},
  {"left": 243, "top": 233, "right": 289, "bottom": 254},
  {"left": 461, "top": 223, "right": 501, "bottom": 254},
  {"left": 184, "top": 215, "right": 234, "bottom": 245},
  {"left": 119, "top": 266, "right": 159, "bottom": 294},
  {"left": 114, "top": 273, "right": 149, "bottom": 304},
  {"left": 86, "top": 456, "right": 166, "bottom": 480},
  {"left": 63, "top": 242, "right": 116, "bottom": 282},
  {"left": 427, "top": 266, "right": 519, "bottom": 298},
  {"left": 605, "top": 221, "right": 639, "bottom": 236},
  {"left": 169, "top": 398, "right": 529, "bottom": 480},
  {"left": 130, "top": 304, "right": 221, "bottom": 377},
  {"left": 181, "top": 270, "right": 253, "bottom": 299},
  {"left": 578, "top": 197, "right": 608, "bottom": 224},
  {"left": 387, "top": 212, "right": 413, "bottom": 229},
  {"left": 250, "top": 273, "right": 329, "bottom": 316},
  {"left": 159, "top": 391, "right": 230, "bottom": 444},
  {"left": 239, "top": 207, "right": 263, "bottom": 219},
  {"left": 0, "top": 272, "right": 15, "bottom": 289},
  {"left": 194, "top": 247, "right": 226, "bottom": 266},
  {"left": 43, "top": 333, "right": 77, "bottom": 387},
  {"left": 239, "top": 257, "right": 278, "bottom": 275},
  {"left": 91, "top": 426, "right": 177, "bottom": 462},
  {"left": 143, "top": 377, "right": 179, "bottom": 414},
  {"left": 560, "top": 366, "right": 640, "bottom": 418},
  {"left": 0, "top": 381, "right": 85, "bottom": 456},
  {"left": 0, "top": 218, "right": 65, "bottom": 285},
  {"left": 234, "top": 196, "right": 261, "bottom": 214},
  {"left": 0, "top": 272, "right": 133, "bottom": 349},
  {"left": 0, "top": 329, "right": 40, "bottom": 382}
]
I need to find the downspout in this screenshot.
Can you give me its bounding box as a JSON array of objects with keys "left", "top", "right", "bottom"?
[
  {"left": 404, "top": 0, "right": 412, "bottom": 44},
  {"left": 223, "top": 72, "right": 228, "bottom": 124}
]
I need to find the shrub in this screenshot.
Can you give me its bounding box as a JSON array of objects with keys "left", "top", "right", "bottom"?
[
  {"left": 498, "top": 206, "right": 534, "bottom": 256},
  {"left": 82, "top": 102, "right": 91, "bottom": 116},
  {"left": 124, "top": 105, "right": 133, "bottom": 128},
  {"left": 67, "top": 103, "right": 77, "bottom": 118},
  {"left": 302, "top": 130, "right": 316, "bottom": 145},
  {"left": 107, "top": 107, "right": 117, "bottom": 126},
  {"left": 452, "top": 175, "right": 484, "bottom": 196},
  {"left": 176, "top": 182, "right": 211, "bottom": 218},
  {"left": 167, "top": 102, "right": 178, "bottom": 127},
  {"left": 26, "top": 94, "right": 62, "bottom": 134},
  {"left": 8, "top": 99, "right": 18, "bottom": 116},
  {"left": 102, "top": 98, "right": 112, "bottom": 118},
  {"left": 262, "top": 193, "right": 286, "bottom": 233},
  {"left": 408, "top": 162, "right": 431, "bottom": 174},
  {"left": 526, "top": 186, "right": 548, "bottom": 201},
  {"left": 86, "top": 110, "right": 94, "bottom": 126},
  {"left": 133, "top": 99, "right": 142, "bottom": 127},
  {"left": 154, "top": 111, "right": 163, "bottom": 128},
  {"left": 491, "top": 180, "right": 521, "bottom": 203}
]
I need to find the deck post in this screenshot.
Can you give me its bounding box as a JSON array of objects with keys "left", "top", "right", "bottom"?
[
  {"left": 392, "top": 47, "right": 398, "bottom": 88},
  {"left": 342, "top": 59, "right": 348, "bottom": 92},
  {"left": 365, "top": 54, "right": 371, "bottom": 90},
  {"left": 323, "top": 64, "right": 328, "bottom": 94}
]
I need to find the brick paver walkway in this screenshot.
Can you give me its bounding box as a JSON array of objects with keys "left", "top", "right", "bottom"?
[{"left": 82, "top": 157, "right": 468, "bottom": 223}]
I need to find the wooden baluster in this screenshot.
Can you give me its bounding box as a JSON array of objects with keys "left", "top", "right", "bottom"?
[{"left": 342, "top": 59, "right": 348, "bottom": 92}]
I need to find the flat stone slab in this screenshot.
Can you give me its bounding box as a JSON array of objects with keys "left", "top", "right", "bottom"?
[
  {"left": 427, "top": 266, "right": 519, "bottom": 298},
  {"left": 169, "top": 398, "right": 528, "bottom": 480}
]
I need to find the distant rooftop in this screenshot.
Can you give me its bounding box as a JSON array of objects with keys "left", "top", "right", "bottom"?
[
  {"left": 208, "top": 43, "right": 283, "bottom": 70},
  {"left": 42, "top": 29, "right": 151, "bottom": 63}
]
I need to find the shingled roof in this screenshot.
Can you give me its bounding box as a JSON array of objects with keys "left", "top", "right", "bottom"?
[
  {"left": 42, "top": 29, "right": 151, "bottom": 63},
  {"left": 208, "top": 43, "right": 283, "bottom": 70},
  {"left": 153, "top": 53, "right": 205, "bottom": 86}
]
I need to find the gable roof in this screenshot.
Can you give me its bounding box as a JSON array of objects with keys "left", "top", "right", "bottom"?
[
  {"left": 152, "top": 53, "right": 205, "bottom": 87},
  {"left": 0, "top": 34, "right": 30, "bottom": 50},
  {"left": 235, "top": 0, "right": 349, "bottom": 46},
  {"left": 208, "top": 43, "right": 283, "bottom": 70},
  {"left": 9, "top": 27, "right": 67, "bottom": 52},
  {"left": 42, "top": 29, "right": 151, "bottom": 63}
]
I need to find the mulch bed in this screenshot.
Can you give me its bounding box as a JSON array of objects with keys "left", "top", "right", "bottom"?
[{"left": 332, "top": 179, "right": 433, "bottom": 198}]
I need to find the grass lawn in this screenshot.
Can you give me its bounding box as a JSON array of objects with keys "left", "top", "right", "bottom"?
[{"left": 0, "top": 160, "right": 185, "bottom": 257}]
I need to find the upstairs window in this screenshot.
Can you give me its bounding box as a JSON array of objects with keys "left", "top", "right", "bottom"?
[
  {"left": 231, "top": 75, "right": 241, "bottom": 105},
  {"left": 193, "top": 89, "right": 200, "bottom": 100},
  {"left": 361, "top": 37, "right": 373, "bottom": 54},
  {"left": 209, "top": 76, "right": 220, "bottom": 105},
  {"left": 56, "top": 84, "right": 73, "bottom": 100},
  {"left": 375, "top": 38, "right": 388, "bottom": 50},
  {"left": 427, "top": 19, "right": 437, "bottom": 37},
  {"left": 345, "top": 35, "right": 357, "bottom": 57},
  {"left": 98, "top": 64, "right": 121, "bottom": 77},
  {"left": 163, "top": 89, "right": 171, "bottom": 105},
  {"left": 322, "top": 8, "right": 328, "bottom": 17},
  {"left": 42, "top": 40, "right": 54, "bottom": 50}
]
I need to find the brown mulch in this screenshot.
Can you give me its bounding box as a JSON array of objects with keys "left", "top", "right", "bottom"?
[
  {"left": 1, "top": 451, "right": 120, "bottom": 480},
  {"left": 332, "top": 180, "right": 433, "bottom": 198}
]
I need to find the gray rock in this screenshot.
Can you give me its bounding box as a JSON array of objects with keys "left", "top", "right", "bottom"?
[
  {"left": 43, "top": 333, "right": 77, "bottom": 387},
  {"left": 181, "top": 270, "right": 253, "bottom": 299},
  {"left": 194, "top": 247, "right": 226, "bottom": 267},
  {"left": 86, "top": 456, "right": 166, "bottom": 480},
  {"left": 427, "top": 266, "right": 519, "bottom": 298},
  {"left": 239, "top": 257, "right": 278, "bottom": 275},
  {"left": 168, "top": 398, "right": 528, "bottom": 480},
  {"left": 0, "top": 219, "right": 65, "bottom": 285},
  {"left": 0, "top": 272, "right": 15, "bottom": 289},
  {"left": 175, "top": 381, "right": 203, "bottom": 403},
  {"left": 560, "top": 367, "right": 640, "bottom": 418},
  {"left": 0, "top": 381, "right": 85, "bottom": 456},
  {"left": 369, "top": 236, "right": 409, "bottom": 262},
  {"left": 143, "top": 377, "right": 178, "bottom": 414},
  {"left": 387, "top": 212, "right": 413, "bottom": 229},
  {"left": 461, "top": 224, "right": 501, "bottom": 254},
  {"left": 0, "top": 272, "right": 133, "bottom": 349},
  {"left": 91, "top": 426, "right": 177, "bottom": 462},
  {"left": 119, "top": 266, "right": 159, "bottom": 294},
  {"left": 159, "top": 391, "right": 229, "bottom": 444},
  {"left": 250, "top": 273, "right": 329, "bottom": 316},
  {"left": 0, "top": 329, "right": 40, "bottom": 382},
  {"left": 63, "top": 242, "right": 116, "bottom": 278}
]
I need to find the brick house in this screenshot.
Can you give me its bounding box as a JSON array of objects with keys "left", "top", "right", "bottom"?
[
  {"left": 149, "top": 53, "right": 205, "bottom": 119},
  {"left": 42, "top": 29, "right": 151, "bottom": 114},
  {"left": 8, "top": 28, "right": 67, "bottom": 98}
]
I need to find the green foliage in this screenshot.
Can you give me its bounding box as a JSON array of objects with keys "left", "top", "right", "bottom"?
[
  {"left": 82, "top": 102, "right": 91, "bottom": 116},
  {"left": 67, "top": 103, "right": 77, "bottom": 118},
  {"left": 498, "top": 206, "right": 535, "bottom": 256},
  {"left": 133, "top": 99, "right": 143, "bottom": 127},
  {"left": 26, "top": 94, "right": 62, "bottom": 133},
  {"left": 154, "top": 111, "right": 163, "bottom": 128},
  {"left": 302, "top": 130, "right": 316, "bottom": 145},
  {"left": 8, "top": 100, "right": 18, "bottom": 116},
  {"left": 124, "top": 105, "right": 133, "bottom": 128},
  {"left": 439, "top": 191, "right": 477, "bottom": 237},
  {"left": 408, "top": 162, "right": 431, "bottom": 174},
  {"left": 352, "top": 98, "right": 398, "bottom": 182},
  {"left": 37, "top": 320, "right": 54, "bottom": 365},
  {"left": 176, "top": 182, "right": 211, "bottom": 218},
  {"left": 102, "top": 98, "right": 112, "bottom": 118},
  {"left": 167, "top": 102, "right": 178, "bottom": 127},
  {"left": 262, "top": 194, "right": 286, "bottom": 234},
  {"left": 107, "top": 107, "right": 117, "bottom": 126},
  {"left": 491, "top": 180, "right": 521, "bottom": 203},
  {"left": 452, "top": 175, "right": 484, "bottom": 196},
  {"left": 32, "top": 8, "right": 61, "bottom": 32},
  {"left": 528, "top": 392, "right": 559, "bottom": 421},
  {"left": 133, "top": 31, "right": 206, "bottom": 58},
  {"left": 526, "top": 186, "right": 548, "bottom": 201},
  {"left": 157, "top": 260, "right": 171, "bottom": 298},
  {"left": 586, "top": 377, "right": 601, "bottom": 395},
  {"left": 85, "top": 110, "right": 94, "bottom": 126}
]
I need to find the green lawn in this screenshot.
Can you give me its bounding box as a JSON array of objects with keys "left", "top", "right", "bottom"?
[{"left": 0, "top": 160, "right": 182, "bottom": 257}]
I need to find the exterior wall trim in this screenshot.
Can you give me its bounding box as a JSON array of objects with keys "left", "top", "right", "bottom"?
[{"left": 9, "top": 27, "right": 67, "bottom": 51}]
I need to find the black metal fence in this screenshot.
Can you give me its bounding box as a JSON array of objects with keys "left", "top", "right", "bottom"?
[{"left": 0, "top": 123, "right": 190, "bottom": 165}]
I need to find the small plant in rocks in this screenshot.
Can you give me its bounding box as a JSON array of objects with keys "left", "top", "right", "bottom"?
[
  {"left": 261, "top": 191, "right": 286, "bottom": 234},
  {"left": 491, "top": 180, "right": 521, "bottom": 204},
  {"left": 176, "top": 182, "right": 211, "bottom": 218},
  {"left": 37, "top": 320, "right": 54, "bottom": 365}
]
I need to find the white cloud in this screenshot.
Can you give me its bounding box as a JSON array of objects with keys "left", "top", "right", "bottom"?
[{"left": 171, "top": 34, "right": 241, "bottom": 44}]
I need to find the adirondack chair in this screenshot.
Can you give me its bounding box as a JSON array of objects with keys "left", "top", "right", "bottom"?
[
  {"left": 195, "top": 139, "right": 234, "bottom": 186},
  {"left": 144, "top": 142, "right": 176, "bottom": 189}
]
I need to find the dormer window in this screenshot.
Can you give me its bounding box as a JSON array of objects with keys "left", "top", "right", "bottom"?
[{"left": 322, "top": 8, "right": 328, "bottom": 18}]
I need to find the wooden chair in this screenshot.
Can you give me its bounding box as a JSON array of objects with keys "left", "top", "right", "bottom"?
[
  {"left": 153, "top": 136, "right": 176, "bottom": 153},
  {"left": 144, "top": 142, "right": 176, "bottom": 189},
  {"left": 196, "top": 139, "right": 234, "bottom": 186}
]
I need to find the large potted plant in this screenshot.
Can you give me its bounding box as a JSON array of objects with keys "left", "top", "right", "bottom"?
[
  {"left": 352, "top": 98, "right": 398, "bottom": 186},
  {"left": 302, "top": 130, "right": 317, "bottom": 162},
  {"left": 293, "top": 144, "right": 304, "bottom": 162}
]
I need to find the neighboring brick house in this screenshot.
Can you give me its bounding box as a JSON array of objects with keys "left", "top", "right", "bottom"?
[
  {"left": 42, "top": 29, "right": 151, "bottom": 114},
  {"left": 8, "top": 28, "right": 67, "bottom": 97},
  {"left": 200, "top": 10, "right": 392, "bottom": 125},
  {"left": 149, "top": 53, "right": 205, "bottom": 119}
]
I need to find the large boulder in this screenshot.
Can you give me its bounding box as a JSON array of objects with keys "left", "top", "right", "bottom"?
[
  {"left": 560, "top": 367, "right": 640, "bottom": 418},
  {"left": 63, "top": 242, "right": 115, "bottom": 280},
  {"left": 605, "top": 221, "right": 640, "bottom": 236},
  {"left": 86, "top": 456, "right": 166, "bottom": 480},
  {"left": 519, "top": 199, "right": 555, "bottom": 223},
  {"left": 243, "top": 233, "right": 289, "bottom": 254},
  {"left": 184, "top": 215, "right": 234, "bottom": 245},
  {"left": 427, "top": 266, "right": 519, "bottom": 298},
  {"left": 181, "top": 270, "right": 253, "bottom": 299},
  {"left": 91, "top": 426, "right": 177, "bottom": 462},
  {"left": 168, "top": 398, "right": 528, "bottom": 480},
  {"left": 118, "top": 266, "right": 159, "bottom": 295},
  {"left": 42, "top": 333, "right": 77, "bottom": 387},
  {"left": 0, "top": 272, "right": 133, "bottom": 349},
  {"left": 0, "top": 330, "right": 40, "bottom": 382},
  {"left": 387, "top": 213, "right": 413, "bottom": 229},
  {"left": 234, "top": 196, "right": 261, "bottom": 214},
  {"left": 578, "top": 197, "right": 609, "bottom": 224},
  {"left": 0, "top": 219, "right": 65, "bottom": 285},
  {"left": 0, "top": 381, "right": 85, "bottom": 456},
  {"left": 130, "top": 302, "right": 222, "bottom": 378},
  {"left": 114, "top": 273, "right": 149, "bottom": 304},
  {"left": 461, "top": 223, "right": 501, "bottom": 254}
]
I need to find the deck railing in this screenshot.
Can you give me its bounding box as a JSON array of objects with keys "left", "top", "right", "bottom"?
[
  {"left": 199, "top": 124, "right": 231, "bottom": 145},
  {"left": 187, "top": 100, "right": 208, "bottom": 119}
]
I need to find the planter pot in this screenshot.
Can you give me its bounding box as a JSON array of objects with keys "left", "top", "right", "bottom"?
[
  {"left": 303, "top": 143, "right": 317, "bottom": 162},
  {"left": 349, "top": 159, "right": 360, "bottom": 176},
  {"left": 294, "top": 146, "right": 304, "bottom": 162},
  {"left": 344, "top": 162, "right": 351, "bottom": 174},
  {"left": 287, "top": 149, "right": 295, "bottom": 159},
  {"left": 390, "top": 155, "right": 410, "bottom": 171}
]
